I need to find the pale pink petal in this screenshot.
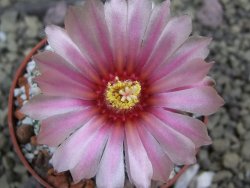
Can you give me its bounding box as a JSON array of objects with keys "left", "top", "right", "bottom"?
[
  {"left": 34, "top": 75, "right": 95, "bottom": 100},
  {"left": 20, "top": 95, "right": 90, "bottom": 120},
  {"left": 137, "top": 125, "right": 173, "bottom": 182},
  {"left": 34, "top": 51, "right": 95, "bottom": 88},
  {"left": 136, "top": 0, "right": 171, "bottom": 69},
  {"left": 45, "top": 25, "right": 100, "bottom": 83},
  {"left": 150, "top": 108, "right": 212, "bottom": 147},
  {"left": 125, "top": 121, "right": 153, "bottom": 187},
  {"left": 126, "top": 0, "right": 152, "bottom": 72},
  {"left": 96, "top": 124, "right": 125, "bottom": 188},
  {"left": 51, "top": 116, "right": 106, "bottom": 172},
  {"left": 141, "top": 15, "right": 192, "bottom": 79},
  {"left": 142, "top": 112, "right": 196, "bottom": 165},
  {"left": 71, "top": 124, "right": 111, "bottom": 183},
  {"left": 37, "top": 107, "right": 97, "bottom": 147},
  {"left": 65, "top": 0, "right": 112, "bottom": 76},
  {"left": 150, "top": 86, "right": 224, "bottom": 115},
  {"left": 160, "top": 75, "right": 216, "bottom": 92},
  {"left": 149, "top": 59, "right": 213, "bottom": 93},
  {"left": 151, "top": 37, "right": 211, "bottom": 82},
  {"left": 104, "top": 0, "right": 128, "bottom": 72}
]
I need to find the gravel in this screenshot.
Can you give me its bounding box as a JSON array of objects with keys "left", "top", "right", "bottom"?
[
  {"left": 223, "top": 153, "right": 240, "bottom": 170},
  {"left": 1, "top": 0, "right": 250, "bottom": 187}
]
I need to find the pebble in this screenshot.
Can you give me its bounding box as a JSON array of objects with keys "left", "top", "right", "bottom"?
[
  {"left": 196, "top": 171, "right": 214, "bottom": 188},
  {"left": 212, "top": 139, "right": 230, "bottom": 152},
  {"left": 197, "top": 0, "right": 223, "bottom": 28},
  {"left": 213, "top": 170, "right": 233, "bottom": 182},
  {"left": 0, "top": 11, "right": 18, "bottom": 32},
  {"left": 223, "top": 153, "right": 240, "bottom": 170},
  {"left": 24, "top": 16, "right": 42, "bottom": 38},
  {"left": 26, "top": 60, "right": 36, "bottom": 74},
  {"left": 241, "top": 141, "right": 250, "bottom": 160},
  {"left": 16, "top": 125, "right": 34, "bottom": 144},
  {"left": 22, "top": 117, "right": 33, "bottom": 125},
  {"left": 236, "top": 123, "right": 246, "bottom": 137},
  {"left": 0, "top": 31, "right": 7, "bottom": 42},
  {"left": 24, "top": 153, "right": 35, "bottom": 162}
]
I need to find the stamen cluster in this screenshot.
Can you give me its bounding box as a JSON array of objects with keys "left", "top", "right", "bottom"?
[{"left": 105, "top": 77, "right": 141, "bottom": 110}]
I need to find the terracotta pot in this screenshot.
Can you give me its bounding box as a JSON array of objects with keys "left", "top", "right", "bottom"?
[{"left": 8, "top": 39, "right": 207, "bottom": 188}]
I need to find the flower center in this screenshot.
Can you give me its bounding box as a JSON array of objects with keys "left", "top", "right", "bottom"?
[{"left": 105, "top": 77, "right": 141, "bottom": 110}]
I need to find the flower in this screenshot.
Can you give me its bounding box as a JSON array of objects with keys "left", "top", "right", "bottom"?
[{"left": 21, "top": 0, "right": 224, "bottom": 187}]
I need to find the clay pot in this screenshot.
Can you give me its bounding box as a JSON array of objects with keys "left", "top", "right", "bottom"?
[{"left": 8, "top": 39, "right": 207, "bottom": 188}]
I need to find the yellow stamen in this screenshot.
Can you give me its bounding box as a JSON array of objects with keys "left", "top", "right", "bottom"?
[{"left": 105, "top": 78, "right": 141, "bottom": 110}]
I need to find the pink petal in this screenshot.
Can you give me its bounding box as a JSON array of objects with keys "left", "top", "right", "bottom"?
[
  {"left": 142, "top": 112, "right": 196, "bottom": 165},
  {"left": 137, "top": 125, "right": 173, "bottom": 182},
  {"left": 149, "top": 59, "right": 213, "bottom": 93},
  {"left": 65, "top": 0, "right": 112, "bottom": 76},
  {"left": 151, "top": 37, "right": 211, "bottom": 82},
  {"left": 104, "top": 0, "right": 128, "bottom": 72},
  {"left": 34, "top": 75, "right": 95, "bottom": 100},
  {"left": 126, "top": 0, "right": 152, "bottom": 72},
  {"left": 125, "top": 121, "right": 153, "bottom": 187},
  {"left": 136, "top": 0, "right": 171, "bottom": 69},
  {"left": 52, "top": 116, "right": 106, "bottom": 172},
  {"left": 20, "top": 95, "right": 90, "bottom": 120},
  {"left": 150, "top": 108, "right": 212, "bottom": 147},
  {"left": 150, "top": 86, "right": 224, "bottom": 115},
  {"left": 45, "top": 25, "right": 100, "bottom": 83},
  {"left": 37, "top": 107, "right": 97, "bottom": 147},
  {"left": 158, "top": 75, "right": 216, "bottom": 92},
  {"left": 141, "top": 15, "right": 192, "bottom": 79},
  {"left": 70, "top": 124, "right": 111, "bottom": 183},
  {"left": 34, "top": 51, "right": 95, "bottom": 88},
  {"left": 96, "top": 124, "right": 125, "bottom": 188}
]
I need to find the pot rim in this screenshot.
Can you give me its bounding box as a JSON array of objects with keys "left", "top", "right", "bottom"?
[{"left": 8, "top": 39, "right": 208, "bottom": 188}]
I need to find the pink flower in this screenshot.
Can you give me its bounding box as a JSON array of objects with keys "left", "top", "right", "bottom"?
[{"left": 21, "top": 0, "right": 224, "bottom": 187}]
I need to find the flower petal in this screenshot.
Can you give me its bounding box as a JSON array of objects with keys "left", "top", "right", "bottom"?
[
  {"left": 141, "top": 15, "right": 192, "bottom": 78},
  {"left": 150, "top": 108, "right": 212, "bottom": 147},
  {"left": 151, "top": 37, "right": 211, "bottom": 82},
  {"left": 51, "top": 116, "right": 106, "bottom": 172},
  {"left": 70, "top": 124, "right": 111, "bottom": 183},
  {"left": 20, "top": 95, "right": 90, "bottom": 120},
  {"left": 34, "top": 75, "right": 95, "bottom": 100},
  {"left": 96, "top": 124, "right": 125, "bottom": 188},
  {"left": 150, "top": 86, "right": 224, "bottom": 115},
  {"left": 136, "top": 0, "right": 171, "bottom": 69},
  {"left": 126, "top": 0, "right": 152, "bottom": 72},
  {"left": 65, "top": 0, "right": 112, "bottom": 76},
  {"left": 104, "top": 0, "right": 128, "bottom": 72},
  {"left": 142, "top": 112, "right": 196, "bottom": 165},
  {"left": 34, "top": 51, "right": 95, "bottom": 88},
  {"left": 149, "top": 59, "right": 213, "bottom": 93},
  {"left": 37, "top": 107, "right": 97, "bottom": 147},
  {"left": 125, "top": 121, "right": 153, "bottom": 187},
  {"left": 45, "top": 25, "right": 100, "bottom": 83},
  {"left": 137, "top": 125, "right": 173, "bottom": 182}
]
